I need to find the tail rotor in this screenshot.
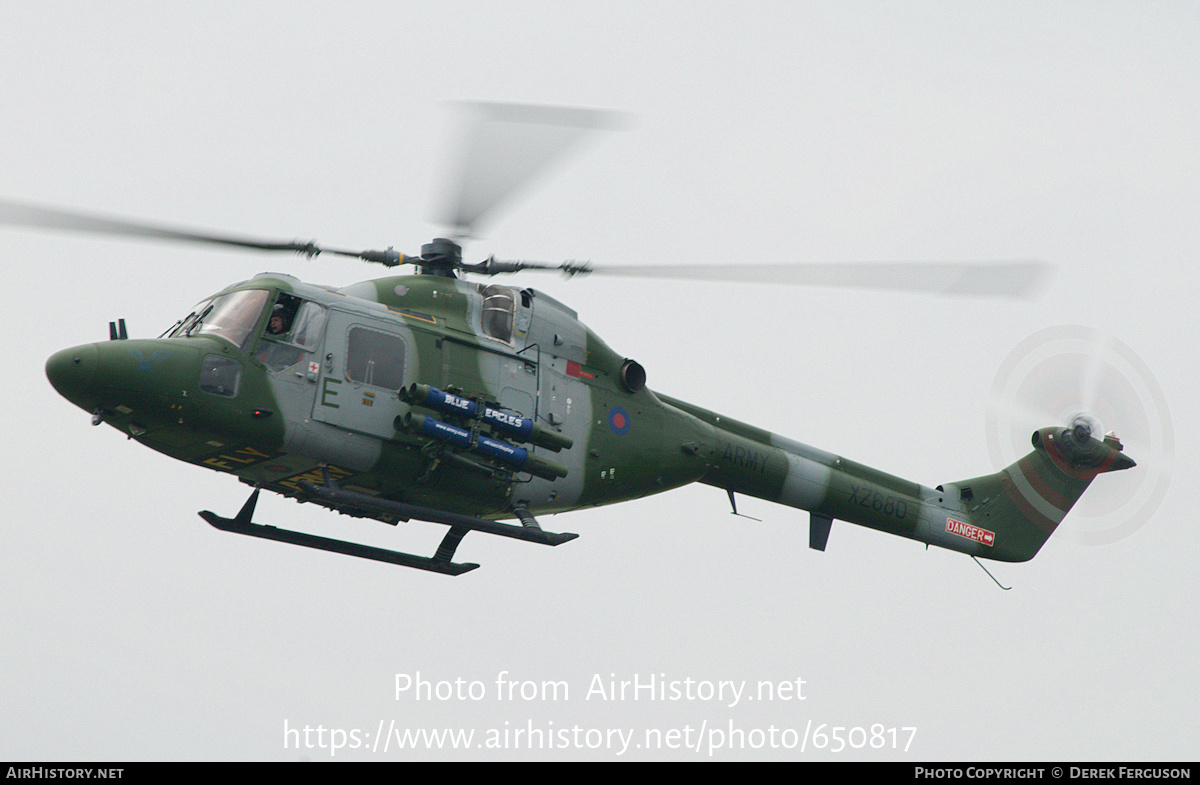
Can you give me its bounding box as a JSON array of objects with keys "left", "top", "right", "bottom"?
[{"left": 986, "top": 325, "right": 1173, "bottom": 545}]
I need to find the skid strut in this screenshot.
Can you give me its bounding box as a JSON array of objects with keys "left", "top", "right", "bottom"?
[{"left": 199, "top": 474, "right": 577, "bottom": 575}]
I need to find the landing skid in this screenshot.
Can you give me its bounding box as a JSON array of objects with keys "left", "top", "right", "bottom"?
[
  {"left": 199, "top": 477, "right": 577, "bottom": 575},
  {"left": 200, "top": 491, "right": 479, "bottom": 575}
]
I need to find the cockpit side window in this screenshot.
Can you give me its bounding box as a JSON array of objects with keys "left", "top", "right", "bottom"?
[
  {"left": 257, "top": 293, "right": 327, "bottom": 371},
  {"left": 286, "top": 299, "right": 327, "bottom": 350}
]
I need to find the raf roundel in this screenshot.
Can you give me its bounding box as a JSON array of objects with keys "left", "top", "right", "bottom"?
[{"left": 608, "top": 406, "right": 631, "bottom": 435}]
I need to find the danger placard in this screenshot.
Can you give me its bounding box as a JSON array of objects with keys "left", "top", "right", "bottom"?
[{"left": 946, "top": 517, "right": 995, "bottom": 547}]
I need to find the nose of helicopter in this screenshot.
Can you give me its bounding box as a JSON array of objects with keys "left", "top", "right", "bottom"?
[{"left": 46, "top": 343, "right": 100, "bottom": 410}]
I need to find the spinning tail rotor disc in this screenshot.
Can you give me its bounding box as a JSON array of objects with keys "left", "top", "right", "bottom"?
[{"left": 986, "top": 325, "right": 1173, "bottom": 545}]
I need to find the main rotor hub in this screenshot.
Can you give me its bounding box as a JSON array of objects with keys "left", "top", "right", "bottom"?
[{"left": 419, "top": 237, "right": 463, "bottom": 275}]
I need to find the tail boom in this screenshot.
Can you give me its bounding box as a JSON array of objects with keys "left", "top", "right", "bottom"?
[{"left": 662, "top": 395, "right": 1134, "bottom": 563}]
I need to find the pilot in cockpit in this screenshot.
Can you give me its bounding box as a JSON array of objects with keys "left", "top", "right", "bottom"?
[
  {"left": 258, "top": 303, "right": 302, "bottom": 369},
  {"left": 266, "top": 305, "right": 291, "bottom": 336}
]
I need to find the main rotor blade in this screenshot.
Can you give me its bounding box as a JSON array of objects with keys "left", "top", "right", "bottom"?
[
  {"left": 578, "top": 260, "right": 1053, "bottom": 299},
  {"left": 0, "top": 198, "right": 317, "bottom": 253},
  {"left": 433, "top": 102, "right": 628, "bottom": 239},
  {"left": 0, "top": 198, "right": 404, "bottom": 265}
]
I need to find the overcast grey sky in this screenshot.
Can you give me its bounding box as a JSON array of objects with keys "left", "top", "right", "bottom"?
[{"left": 2, "top": 2, "right": 1196, "bottom": 761}]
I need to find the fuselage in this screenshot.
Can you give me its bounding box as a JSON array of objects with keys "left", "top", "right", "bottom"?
[{"left": 46, "top": 271, "right": 1132, "bottom": 563}]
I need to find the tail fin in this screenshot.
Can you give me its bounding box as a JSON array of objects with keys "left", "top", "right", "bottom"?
[{"left": 940, "top": 425, "right": 1135, "bottom": 562}]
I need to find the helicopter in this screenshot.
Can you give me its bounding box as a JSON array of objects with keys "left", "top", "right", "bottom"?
[{"left": 17, "top": 103, "right": 1135, "bottom": 576}]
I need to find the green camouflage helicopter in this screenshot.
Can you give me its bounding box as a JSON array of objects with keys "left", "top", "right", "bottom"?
[{"left": 16, "top": 104, "right": 1134, "bottom": 575}]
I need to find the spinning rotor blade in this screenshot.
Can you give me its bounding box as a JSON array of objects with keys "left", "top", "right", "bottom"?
[
  {"left": 433, "top": 102, "right": 629, "bottom": 239},
  {"left": 486, "top": 259, "right": 1052, "bottom": 300},
  {"left": 0, "top": 198, "right": 408, "bottom": 266},
  {"left": 986, "top": 325, "right": 1174, "bottom": 545},
  {"left": 586, "top": 260, "right": 1051, "bottom": 299}
]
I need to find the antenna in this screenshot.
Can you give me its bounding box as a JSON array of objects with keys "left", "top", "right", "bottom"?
[{"left": 972, "top": 556, "right": 1012, "bottom": 590}]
